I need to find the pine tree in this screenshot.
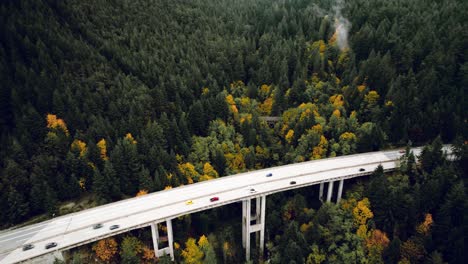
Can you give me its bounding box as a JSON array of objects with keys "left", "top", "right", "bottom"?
[
  {"left": 138, "top": 166, "right": 153, "bottom": 192},
  {"left": 93, "top": 168, "right": 109, "bottom": 204},
  {"left": 6, "top": 186, "right": 29, "bottom": 224}
]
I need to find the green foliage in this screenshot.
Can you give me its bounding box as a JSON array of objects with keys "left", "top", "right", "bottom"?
[{"left": 120, "top": 236, "right": 142, "bottom": 264}]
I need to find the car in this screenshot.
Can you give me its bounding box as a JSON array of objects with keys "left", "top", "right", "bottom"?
[
  {"left": 210, "top": 197, "right": 219, "bottom": 202},
  {"left": 290, "top": 181, "right": 296, "bottom": 185},
  {"left": 45, "top": 242, "right": 57, "bottom": 249},
  {"left": 22, "top": 244, "right": 34, "bottom": 251},
  {"left": 93, "top": 223, "right": 103, "bottom": 229},
  {"left": 399, "top": 150, "right": 406, "bottom": 153},
  {"left": 266, "top": 173, "right": 273, "bottom": 177},
  {"left": 109, "top": 225, "right": 120, "bottom": 230},
  {"left": 249, "top": 188, "right": 256, "bottom": 193},
  {"left": 359, "top": 168, "right": 365, "bottom": 172},
  {"left": 185, "top": 200, "right": 193, "bottom": 205}
]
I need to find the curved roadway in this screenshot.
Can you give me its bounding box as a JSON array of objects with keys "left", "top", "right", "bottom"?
[{"left": 0, "top": 146, "right": 452, "bottom": 263}]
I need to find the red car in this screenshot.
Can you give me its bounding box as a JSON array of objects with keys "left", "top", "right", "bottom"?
[{"left": 210, "top": 197, "right": 219, "bottom": 202}]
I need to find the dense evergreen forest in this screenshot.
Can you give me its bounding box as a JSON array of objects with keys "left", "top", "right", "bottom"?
[{"left": 0, "top": 0, "right": 466, "bottom": 263}]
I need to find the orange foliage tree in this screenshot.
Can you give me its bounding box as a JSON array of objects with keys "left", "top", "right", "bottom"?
[
  {"left": 71, "top": 139, "right": 87, "bottom": 157},
  {"left": 46, "top": 114, "right": 69, "bottom": 135},
  {"left": 141, "top": 246, "right": 155, "bottom": 263},
  {"left": 136, "top": 190, "right": 148, "bottom": 197},
  {"left": 416, "top": 213, "right": 433, "bottom": 236},
  {"left": 92, "top": 238, "right": 118, "bottom": 263}
]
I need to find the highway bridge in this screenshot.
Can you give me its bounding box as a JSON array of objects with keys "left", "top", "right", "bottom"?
[{"left": 0, "top": 146, "right": 453, "bottom": 263}]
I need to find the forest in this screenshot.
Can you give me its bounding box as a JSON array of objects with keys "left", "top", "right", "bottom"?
[{"left": 0, "top": 0, "right": 466, "bottom": 263}]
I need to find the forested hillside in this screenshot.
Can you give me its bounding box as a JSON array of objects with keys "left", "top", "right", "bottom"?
[{"left": 0, "top": 0, "right": 466, "bottom": 262}]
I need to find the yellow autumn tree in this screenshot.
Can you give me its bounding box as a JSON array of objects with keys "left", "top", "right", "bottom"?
[
  {"left": 299, "top": 108, "right": 313, "bottom": 121},
  {"left": 312, "top": 135, "right": 328, "bottom": 159},
  {"left": 339, "top": 132, "right": 357, "bottom": 142},
  {"left": 79, "top": 177, "right": 86, "bottom": 190},
  {"left": 285, "top": 129, "right": 295, "bottom": 144},
  {"left": 329, "top": 94, "right": 344, "bottom": 107},
  {"left": 181, "top": 238, "right": 204, "bottom": 264},
  {"left": 300, "top": 222, "right": 312, "bottom": 233},
  {"left": 71, "top": 139, "right": 87, "bottom": 157},
  {"left": 225, "top": 94, "right": 239, "bottom": 115},
  {"left": 312, "top": 123, "right": 323, "bottom": 134},
  {"left": 125, "top": 133, "right": 137, "bottom": 144},
  {"left": 259, "top": 84, "right": 272, "bottom": 98},
  {"left": 332, "top": 109, "right": 341, "bottom": 118},
  {"left": 258, "top": 97, "right": 273, "bottom": 115},
  {"left": 353, "top": 198, "right": 374, "bottom": 225},
  {"left": 178, "top": 162, "right": 200, "bottom": 184},
  {"left": 352, "top": 198, "right": 374, "bottom": 239},
  {"left": 225, "top": 152, "right": 245, "bottom": 172},
  {"left": 201, "top": 87, "right": 210, "bottom": 96},
  {"left": 199, "top": 162, "right": 218, "bottom": 181},
  {"left": 141, "top": 246, "right": 155, "bottom": 263},
  {"left": 240, "top": 97, "right": 251, "bottom": 108},
  {"left": 239, "top": 113, "right": 252, "bottom": 124},
  {"left": 136, "top": 190, "right": 148, "bottom": 197},
  {"left": 198, "top": 235, "right": 209, "bottom": 250},
  {"left": 97, "top": 139, "right": 108, "bottom": 160},
  {"left": 92, "top": 238, "right": 118, "bottom": 263},
  {"left": 309, "top": 40, "right": 326, "bottom": 55},
  {"left": 46, "top": 114, "right": 69, "bottom": 135},
  {"left": 364, "top": 90, "right": 380, "bottom": 107},
  {"left": 357, "top": 84, "right": 366, "bottom": 92},
  {"left": 416, "top": 213, "right": 433, "bottom": 236}
]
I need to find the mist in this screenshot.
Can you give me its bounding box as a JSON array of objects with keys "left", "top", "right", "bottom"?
[
  {"left": 333, "top": 0, "right": 350, "bottom": 51},
  {"left": 310, "top": 0, "right": 351, "bottom": 51}
]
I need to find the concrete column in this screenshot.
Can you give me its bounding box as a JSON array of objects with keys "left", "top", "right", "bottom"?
[
  {"left": 151, "top": 223, "right": 159, "bottom": 258},
  {"left": 326, "top": 181, "right": 334, "bottom": 202},
  {"left": 259, "top": 195, "right": 266, "bottom": 254},
  {"left": 242, "top": 200, "right": 247, "bottom": 248},
  {"left": 256, "top": 197, "right": 261, "bottom": 243},
  {"left": 319, "top": 182, "right": 324, "bottom": 201},
  {"left": 337, "top": 179, "right": 344, "bottom": 203},
  {"left": 166, "top": 219, "right": 174, "bottom": 261},
  {"left": 245, "top": 199, "right": 251, "bottom": 261},
  {"left": 52, "top": 251, "right": 64, "bottom": 262},
  {"left": 242, "top": 195, "right": 267, "bottom": 262}
]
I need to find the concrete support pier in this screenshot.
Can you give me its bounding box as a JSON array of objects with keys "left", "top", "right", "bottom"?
[
  {"left": 320, "top": 180, "right": 345, "bottom": 204},
  {"left": 242, "top": 195, "right": 267, "bottom": 261},
  {"left": 337, "top": 179, "right": 344, "bottom": 203},
  {"left": 151, "top": 219, "right": 174, "bottom": 261},
  {"left": 326, "top": 180, "right": 334, "bottom": 202},
  {"left": 319, "top": 182, "right": 324, "bottom": 201}
]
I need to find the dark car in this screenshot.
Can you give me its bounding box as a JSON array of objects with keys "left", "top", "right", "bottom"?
[
  {"left": 93, "top": 223, "right": 103, "bottom": 229},
  {"left": 109, "top": 225, "right": 120, "bottom": 230},
  {"left": 210, "top": 197, "right": 219, "bottom": 202},
  {"left": 22, "top": 244, "right": 34, "bottom": 251},
  {"left": 266, "top": 173, "right": 273, "bottom": 177},
  {"left": 45, "top": 242, "right": 57, "bottom": 249},
  {"left": 359, "top": 168, "right": 365, "bottom": 172},
  {"left": 290, "top": 181, "right": 296, "bottom": 185}
]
